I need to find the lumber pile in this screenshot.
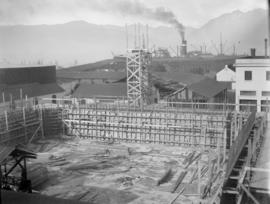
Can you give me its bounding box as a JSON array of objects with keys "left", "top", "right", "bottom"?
[
  {"left": 48, "top": 155, "right": 69, "bottom": 166},
  {"left": 66, "top": 155, "right": 126, "bottom": 171}
]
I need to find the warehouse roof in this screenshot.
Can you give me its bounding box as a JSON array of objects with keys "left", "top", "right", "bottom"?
[
  {"left": 188, "top": 78, "right": 230, "bottom": 98},
  {"left": 0, "top": 63, "right": 56, "bottom": 69},
  {"left": 72, "top": 83, "right": 127, "bottom": 98},
  {"left": 57, "top": 71, "right": 126, "bottom": 81},
  {"left": 152, "top": 71, "right": 204, "bottom": 86},
  {"left": 0, "top": 83, "right": 64, "bottom": 102}
]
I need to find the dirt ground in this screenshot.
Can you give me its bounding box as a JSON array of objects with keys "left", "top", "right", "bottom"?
[{"left": 28, "top": 137, "right": 222, "bottom": 204}]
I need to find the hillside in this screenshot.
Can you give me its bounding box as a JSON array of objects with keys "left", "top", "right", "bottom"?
[{"left": 0, "top": 9, "right": 267, "bottom": 66}]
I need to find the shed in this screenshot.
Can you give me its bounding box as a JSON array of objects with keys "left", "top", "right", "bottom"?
[
  {"left": 188, "top": 78, "right": 230, "bottom": 103},
  {"left": 216, "top": 65, "right": 236, "bottom": 82},
  {"left": 72, "top": 83, "right": 127, "bottom": 99}
]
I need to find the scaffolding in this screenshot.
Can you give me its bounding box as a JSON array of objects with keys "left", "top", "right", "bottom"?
[{"left": 126, "top": 49, "right": 152, "bottom": 107}]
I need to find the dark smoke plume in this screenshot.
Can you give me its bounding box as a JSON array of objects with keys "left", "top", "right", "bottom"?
[
  {"left": 85, "top": 0, "right": 185, "bottom": 40},
  {"left": 0, "top": 0, "right": 185, "bottom": 40}
]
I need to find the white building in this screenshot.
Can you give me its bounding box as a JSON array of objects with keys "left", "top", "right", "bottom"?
[
  {"left": 216, "top": 65, "right": 236, "bottom": 90},
  {"left": 216, "top": 65, "right": 236, "bottom": 82},
  {"left": 234, "top": 58, "right": 270, "bottom": 112}
]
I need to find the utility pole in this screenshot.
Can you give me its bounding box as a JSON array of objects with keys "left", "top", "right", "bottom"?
[
  {"left": 268, "top": 0, "right": 270, "bottom": 53},
  {"left": 220, "top": 32, "right": 223, "bottom": 55},
  {"left": 142, "top": 34, "right": 145, "bottom": 49},
  {"left": 0, "top": 165, "right": 2, "bottom": 204},
  {"left": 125, "top": 24, "right": 129, "bottom": 50},
  {"left": 233, "top": 43, "right": 236, "bottom": 56},
  {"left": 146, "top": 24, "right": 149, "bottom": 50},
  {"left": 134, "top": 24, "right": 137, "bottom": 48},
  {"left": 138, "top": 23, "right": 141, "bottom": 49}
]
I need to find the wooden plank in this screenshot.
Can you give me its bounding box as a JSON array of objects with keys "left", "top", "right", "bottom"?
[
  {"left": 171, "top": 171, "right": 187, "bottom": 193},
  {"left": 239, "top": 183, "right": 260, "bottom": 204}
]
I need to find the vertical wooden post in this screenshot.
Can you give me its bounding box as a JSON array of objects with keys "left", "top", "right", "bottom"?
[
  {"left": 208, "top": 154, "right": 212, "bottom": 185},
  {"left": 4, "top": 111, "right": 8, "bottom": 131},
  {"left": 79, "top": 103, "right": 81, "bottom": 137},
  {"left": 2, "top": 92, "right": 5, "bottom": 104},
  {"left": 0, "top": 164, "right": 2, "bottom": 204},
  {"left": 223, "top": 127, "right": 227, "bottom": 166},
  {"left": 203, "top": 127, "right": 206, "bottom": 148},
  {"left": 25, "top": 95, "right": 28, "bottom": 108},
  {"left": 230, "top": 120, "right": 233, "bottom": 147},
  {"left": 23, "top": 107, "right": 27, "bottom": 143},
  {"left": 94, "top": 97, "right": 97, "bottom": 139},
  {"left": 9, "top": 94, "right": 12, "bottom": 109},
  {"left": 234, "top": 113, "right": 238, "bottom": 140},
  {"left": 198, "top": 159, "right": 201, "bottom": 196},
  {"left": 40, "top": 108, "right": 44, "bottom": 139},
  {"left": 62, "top": 108, "right": 65, "bottom": 136},
  {"left": 217, "top": 132, "right": 220, "bottom": 172},
  {"left": 20, "top": 88, "right": 23, "bottom": 108},
  {"left": 247, "top": 138, "right": 252, "bottom": 181}
]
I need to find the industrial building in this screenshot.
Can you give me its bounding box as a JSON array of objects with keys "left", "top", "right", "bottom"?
[
  {"left": 0, "top": 64, "right": 64, "bottom": 109},
  {"left": 72, "top": 83, "right": 127, "bottom": 103},
  {"left": 57, "top": 71, "right": 126, "bottom": 84}
]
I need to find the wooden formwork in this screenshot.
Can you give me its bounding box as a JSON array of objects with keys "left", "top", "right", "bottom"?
[
  {"left": 42, "top": 108, "right": 64, "bottom": 137},
  {"left": 0, "top": 107, "right": 43, "bottom": 145},
  {"left": 61, "top": 104, "right": 230, "bottom": 148}
]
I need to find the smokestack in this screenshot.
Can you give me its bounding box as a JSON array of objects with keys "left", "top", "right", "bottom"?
[
  {"left": 180, "top": 40, "right": 187, "bottom": 56},
  {"left": 265, "top": 38, "right": 268, "bottom": 57},
  {"left": 269, "top": 0, "right": 270, "bottom": 55},
  {"left": 250, "top": 48, "right": 256, "bottom": 57}
]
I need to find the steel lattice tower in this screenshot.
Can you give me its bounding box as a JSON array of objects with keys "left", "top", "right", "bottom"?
[{"left": 126, "top": 49, "right": 152, "bottom": 107}]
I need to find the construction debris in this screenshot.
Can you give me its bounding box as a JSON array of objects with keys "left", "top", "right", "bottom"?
[
  {"left": 157, "top": 168, "right": 173, "bottom": 186},
  {"left": 21, "top": 138, "right": 225, "bottom": 204}
]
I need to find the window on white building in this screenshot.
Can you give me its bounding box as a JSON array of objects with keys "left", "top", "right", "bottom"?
[
  {"left": 262, "top": 91, "right": 270, "bottom": 96},
  {"left": 266, "top": 71, "right": 270, "bottom": 81},
  {"left": 244, "top": 71, "right": 252, "bottom": 80},
  {"left": 240, "top": 91, "right": 256, "bottom": 96}
]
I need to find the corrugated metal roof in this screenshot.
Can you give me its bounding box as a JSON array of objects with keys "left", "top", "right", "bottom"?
[
  {"left": 0, "top": 83, "right": 64, "bottom": 102},
  {"left": 72, "top": 83, "right": 127, "bottom": 98},
  {"left": 152, "top": 71, "right": 205, "bottom": 86},
  {"left": 57, "top": 71, "right": 126, "bottom": 81},
  {"left": 188, "top": 78, "right": 230, "bottom": 98}
]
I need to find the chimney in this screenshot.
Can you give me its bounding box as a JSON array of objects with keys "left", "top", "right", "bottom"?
[
  {"left": 265, "top": 38, "right": 268, "bottom": 57},
  {"left": 180, "top": 40, "right": 187, "bottom": 56},
  {"left": 250, "top": 48, "right": 256, "bottom": 57}
]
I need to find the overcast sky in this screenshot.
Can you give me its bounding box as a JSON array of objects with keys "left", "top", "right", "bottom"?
[{"left": 0, "top": 0, "right": 268, "bottom": 28}]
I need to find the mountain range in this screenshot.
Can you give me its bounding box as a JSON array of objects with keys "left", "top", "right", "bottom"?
[{"left": 0, "top": 9, "right": 268, "bottom": 67}]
